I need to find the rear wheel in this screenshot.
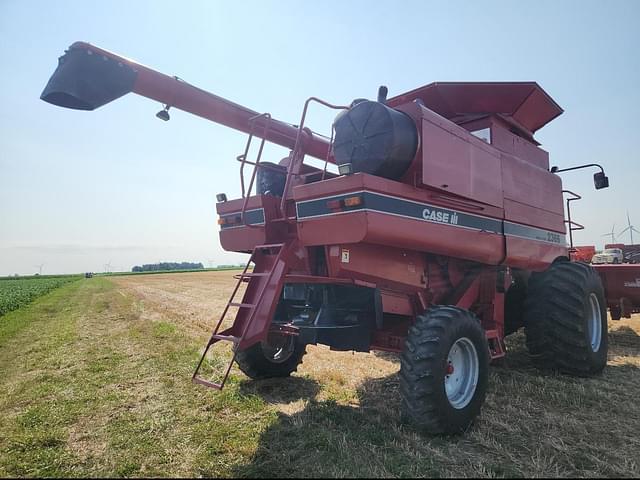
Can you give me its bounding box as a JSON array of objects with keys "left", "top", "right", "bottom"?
[
  {"left": 400, "top": 306, "right": 489, "bottom": 434},
  {"left": 524, "top": 261, "right": 607, "bottom": 375},
  {"left": 235, "top": 333, "right": 306, "bottom": 379}
]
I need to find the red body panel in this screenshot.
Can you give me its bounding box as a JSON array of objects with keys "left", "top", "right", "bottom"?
[
  {"left": 293, "top": 173, "right": 506, "bottom": 265},
  {"left": 505, "top": 237, "right": 567, "bottom": 271},
  {"left": 217, "top": 195, "right": 285, "bottom": 252},
  {"left": 594, "top": 264, "right": 640, "bottom": 316},
  {"left": 420, "top": 114, "right": 504, "bottom": 208},
  {"left": 501, "top": 154, "right": 564, "bottom": 222}
]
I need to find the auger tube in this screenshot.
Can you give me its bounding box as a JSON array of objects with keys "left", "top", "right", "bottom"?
[{"left": 41, "top": 42, "right": 330, "bottom": 160}]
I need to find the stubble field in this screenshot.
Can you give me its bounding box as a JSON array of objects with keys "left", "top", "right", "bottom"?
[{"left": 0, "top": 270, "right": 638, "bottom": 477}]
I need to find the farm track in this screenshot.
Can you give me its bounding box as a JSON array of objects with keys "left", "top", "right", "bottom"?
[{"left": 0, "top": 271, "right": 639, "bottom": 477}]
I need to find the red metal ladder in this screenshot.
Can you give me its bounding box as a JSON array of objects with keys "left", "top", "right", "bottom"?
[{"left": 192, "top": 242, "right": 291, "bottom": 390}]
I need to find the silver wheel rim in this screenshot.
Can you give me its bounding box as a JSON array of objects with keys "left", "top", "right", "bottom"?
[
  {"left": 445, "top": 337, "right": 479, "bottom": 410},
  {"left": 261, "top": 336, "right": 296, "bottom": 364},
  {"left": 587, "top": 293, "right": 602, "bottom": 352}
]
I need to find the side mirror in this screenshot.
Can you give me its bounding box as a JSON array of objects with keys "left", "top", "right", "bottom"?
[{"left": 594, "top": 171, "right": 609, "bottom": 190}]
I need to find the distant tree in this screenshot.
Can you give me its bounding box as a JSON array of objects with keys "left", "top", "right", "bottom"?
[{"left": 131, "top": 262, "right": 204, "bottom": 273}]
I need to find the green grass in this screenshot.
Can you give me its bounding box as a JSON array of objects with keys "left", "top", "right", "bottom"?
[
  {"left": 0, "top": 279, "right": 275, "bottom": 477},
  {"left": 0, "top": 278, "right": 638, "bottom": 477}
]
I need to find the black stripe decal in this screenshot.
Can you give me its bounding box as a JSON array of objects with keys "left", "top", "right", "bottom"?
[
  {"left": 504, "top": 222, "right": 565, "bottom": 245},
  {"left": 296, "top": 192, "right": 565, "bottom": 245},
  {"left": 220, "top": 208, "right": 265, "bottom": 229},
  {"left": 296, "top": 192, "right": 501, "bottom": 233}
]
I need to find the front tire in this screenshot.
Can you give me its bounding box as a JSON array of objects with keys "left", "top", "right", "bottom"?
[
  {"left": 524, "top": 261, "right": 607, "bottom": 375},
  {"left": 235, "top": 333, "right": 306, "bottom": 379},
  {"left": 400, "top": 306, "right": 490, "bottom": 435}
]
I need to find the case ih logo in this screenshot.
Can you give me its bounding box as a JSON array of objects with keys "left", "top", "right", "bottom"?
[
  {"left": 422, "top": 208, "right": 459, "bottom": 225},
  {"left": 623, "top": 278, "right": 640, "bottom": 288}
]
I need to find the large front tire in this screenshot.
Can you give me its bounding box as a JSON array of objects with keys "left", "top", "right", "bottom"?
[
  {"left": 235, "top": 334, "right": 306, "bottom": 379},
  {"left": 400, "top": 306, "right": 490, "bottom": 435},
  {"left": 524, "top": 261, "right": 607, "bottom": 375}
]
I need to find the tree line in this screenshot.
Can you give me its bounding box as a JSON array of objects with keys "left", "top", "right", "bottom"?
[{"left": 131, "top": 262, "right": 204, "bottom": 272}]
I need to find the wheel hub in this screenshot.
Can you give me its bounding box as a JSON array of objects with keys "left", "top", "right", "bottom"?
[
  {"left": 261, "top": 335, "right": 296, "bottom": 364},
  {"left": 444, "top": 337, "right": 479, "bottom": 410},
  {"left": 587, "top": 292, "right": 602, "bottom": 352}
]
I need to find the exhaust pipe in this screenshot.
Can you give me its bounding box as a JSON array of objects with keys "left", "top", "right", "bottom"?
[{"left": 41, "top": 44, "right": 137, "bottom": 110}]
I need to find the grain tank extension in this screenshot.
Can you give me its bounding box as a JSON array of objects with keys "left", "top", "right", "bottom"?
[{"left": 42, "top": 42, "right": 610, "bottom": 434}]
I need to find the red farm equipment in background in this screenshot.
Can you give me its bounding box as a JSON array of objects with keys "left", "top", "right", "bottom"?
[
  {"left": 570, "top": 245, "right": 596, "bottom": 263},
  {"left": 41, "top": 42, "right": 613, "bottom": 434}
]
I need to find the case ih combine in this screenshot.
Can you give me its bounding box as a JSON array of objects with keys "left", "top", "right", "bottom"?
[{"left": 42, "top": 42, "right": 613, "bottom": 434}]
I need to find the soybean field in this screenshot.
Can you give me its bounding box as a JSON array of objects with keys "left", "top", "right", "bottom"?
[{"left": 0, "top": 276, "right": 80, "bottom": 316}]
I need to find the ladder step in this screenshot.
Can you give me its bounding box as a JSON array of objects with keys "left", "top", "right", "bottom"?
[
  {"left": 233, "top": 272, "right": 270, "bottom": 282},
  {"left": 255, "top": 243, "right": 284, "bottom": 249},
  {"left": 229, "top": 302, "right": 255, "bottom": 308},
  {"left": 211, "top": 334, "right": 240, "bottom": 343},
  {"left": 192, "top": 376, "right": 223, "bottom": 390}
]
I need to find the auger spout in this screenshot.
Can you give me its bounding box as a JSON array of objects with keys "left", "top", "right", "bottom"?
[{"left": 41, "top": 42, "right": 330, "bottom": 160}]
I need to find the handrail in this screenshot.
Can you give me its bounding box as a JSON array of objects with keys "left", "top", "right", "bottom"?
[
  {"left": 239, "top": 114, "right": 272, "bottom": 227},
  {"left": 562, "top": 190, "right": 583, "bottom": 248},
  {"left": 280, "top": 97, "right": 349, "bottom": 213}
]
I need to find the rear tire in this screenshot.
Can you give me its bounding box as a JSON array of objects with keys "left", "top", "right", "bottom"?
[
  {"left": 235, "top": 334, "right": 306, "bottom": 379},
  {"left": 524, "top": 261, "right": 607, "bottom": 375},
  {"left": 400, "top": 306, "right": 489, "bottom": 435}
]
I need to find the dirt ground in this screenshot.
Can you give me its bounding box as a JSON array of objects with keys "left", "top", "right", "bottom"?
[
  {"left": 110, "top": 270, "right": 640, "bottom": 410},
  {"left": 111, "top": 271, "right": 400, "bottom": 410}
]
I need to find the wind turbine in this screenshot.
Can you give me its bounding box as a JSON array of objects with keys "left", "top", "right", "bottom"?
[
  {"left": 104, "top": 261, "right": 113, "bottom": 273},
  {"left": 619, "top": 212, "right": 640, "bottom": 244},
  {"left": 34, "top": 263, "right": 44, "bottom": 275},
  {"left": 602, "top": 224, "right": 616, "bottom": 244}
]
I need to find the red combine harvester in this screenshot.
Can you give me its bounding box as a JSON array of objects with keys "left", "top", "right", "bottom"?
[{"left": 41, "top": 42, "right": 612, "bottom": 434}]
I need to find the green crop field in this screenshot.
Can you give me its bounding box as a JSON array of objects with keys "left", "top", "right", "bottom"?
[{"left": 0, "top": 276, "right": 80, "bottom": 317}]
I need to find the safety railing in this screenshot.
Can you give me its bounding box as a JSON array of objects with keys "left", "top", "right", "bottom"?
[
  {"left": 562, "top": 190, "right": 584, "bottom": 249},
  {"left": 280, "top": 97, "right": 349, "bottom": 213}
]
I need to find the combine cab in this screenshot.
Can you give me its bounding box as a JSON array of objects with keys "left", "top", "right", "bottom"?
[{"left": 42, "top": 42, "right": 611, "bottom": 434}]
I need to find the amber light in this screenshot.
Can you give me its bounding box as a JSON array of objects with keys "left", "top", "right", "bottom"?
[
  {"left": 343, "top": 196, "right": 362, "bottom": 207},
  {"left": 218, "top": 215, "right": 242, "bottom": 226}
]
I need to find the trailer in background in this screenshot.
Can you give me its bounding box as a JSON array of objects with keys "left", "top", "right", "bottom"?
[{"left": 594, "top": 264, "right": 640, "bottom": 319}]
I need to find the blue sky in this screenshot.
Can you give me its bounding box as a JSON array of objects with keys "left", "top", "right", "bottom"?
[{"left": 0, "top": 0, "right": 639, "bottom": 275}]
